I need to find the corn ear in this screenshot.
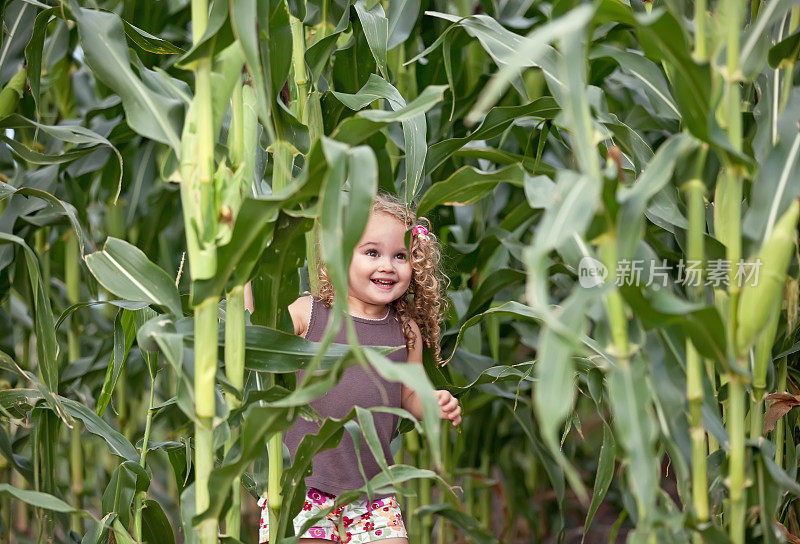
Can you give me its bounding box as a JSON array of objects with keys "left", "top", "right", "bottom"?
[
  {"left": 736, "top": 199, "right": 800, "bottom": 354},
  {"left": 0, "top": 67, "right": 26, "bottom": 121}
]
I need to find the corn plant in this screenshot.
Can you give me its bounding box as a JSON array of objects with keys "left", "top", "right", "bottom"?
[{"left": 3, "top": 0, "right": 800, "bottom": 542}]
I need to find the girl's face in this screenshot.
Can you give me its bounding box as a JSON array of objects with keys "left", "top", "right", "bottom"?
[{"left": 347, "top": 212, "right": 412, "bottom": 313}]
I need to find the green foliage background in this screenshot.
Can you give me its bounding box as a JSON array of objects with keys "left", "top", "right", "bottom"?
[{"left": 1, "top": 0, "right": 800, "bottom": 543}]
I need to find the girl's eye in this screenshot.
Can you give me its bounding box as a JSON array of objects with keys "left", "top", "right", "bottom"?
[
  {"left": 366, "top": 249, "right": 378, "bottom": 257},
  {"left": 395, "top": 253, "right": 407, "bottom": 261}
]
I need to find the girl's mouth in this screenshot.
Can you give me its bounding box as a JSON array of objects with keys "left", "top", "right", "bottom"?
[{"left": 371, "top": 278, "right": 396, "bottom": 290}]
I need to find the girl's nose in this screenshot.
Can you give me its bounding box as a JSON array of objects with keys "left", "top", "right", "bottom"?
[{"left": 377, "top": 257, "right": 394, "bottom": 271}]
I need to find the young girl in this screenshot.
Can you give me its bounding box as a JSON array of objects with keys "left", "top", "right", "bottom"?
[{"left": 258, "top": 194, "right": 462, "bottom": 544}]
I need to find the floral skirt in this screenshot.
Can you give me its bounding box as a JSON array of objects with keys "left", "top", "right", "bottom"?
[{"left": 258, "top": 487, "right": 407, "bottom": 543}]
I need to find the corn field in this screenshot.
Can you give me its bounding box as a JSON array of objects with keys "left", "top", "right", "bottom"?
[{"left": 2, "top": 0, "right": 800, "bottom": 542}]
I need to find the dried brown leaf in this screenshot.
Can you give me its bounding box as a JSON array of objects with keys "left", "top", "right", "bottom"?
[
  {"left": 763, "top": 393, "right": 800, "bottom": 434},
  {"left": 777, "top": 520, "right": 800, "bottom": 544}
]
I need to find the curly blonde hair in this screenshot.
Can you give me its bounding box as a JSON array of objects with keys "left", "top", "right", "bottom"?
[{"left": 315, "top": 193, "right": 448, "bottom": 364}]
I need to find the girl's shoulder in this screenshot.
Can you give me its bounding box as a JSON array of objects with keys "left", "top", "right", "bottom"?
[{"left": 287, "top": 295, "right": 314, "bottom": 337}]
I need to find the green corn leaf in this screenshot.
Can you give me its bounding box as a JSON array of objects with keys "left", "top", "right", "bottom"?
[
  {"left": 742, "top": 0, "right": 799, "bottom": 73},
  {"left": 354, "top": 0, "right": 389, "bottom": 76},
  {"left": 533, "top": 290, "right": 588, "bottom": 500},
  {"left": 95, "top": 309, "right": 137, "bottom": 417},
  {"left": 81, "top": 513, "right": 117, "bottom": 544},
  {"left": 531, "top": 170, "right": 599, "bottom": 256},
  {"left": 387, "top": 0, "right": 420, "bottom": 50},
  {"left": 583, "top": 424, "right": 616, "bottom": 537},
  {"left": 424, "top": 98, "right": 559, "bottom": 175},
  {"left": 590, "top": 44, "right": 680, "bottom": 120},
  {"left": 768, "top": 29, "right": 800, "bottom": 69},
  {"left": 332, "top": 83, "right": 447, "bottom": 145},
  {"left": 0, "top": 114, "right": 124, "bottom": 202},
  {"left": 190, "top": 194, "right": 286, "bottom": 303},
  {"left": 86, "top": 237, "right": 183, "bottom": 316},
  {"left": 616, "top": 133, "right": 698, "bottom": 260},
  {"left": 305, "top": 4, "right": 351, "bottom": 86},
  {"left": 0, "top": 483, "right": 80, "bottom": 513},
  {"left": 463, "top": 269, "right": 526, "bottom": 318},
  {"left": 364, "top": 348, "right": 442, "bottom": 469},
  {"left": 0, "top": 233, "right": 58, "bottom": 392},
  {"left": 121, "top": 20, "right": 185, "bottom": 55},
  {"left": 0, "top": 1, "right": 37, "bottom": 84},
  {"left": 743, "top": 88, "right": 800, "bottom": 243},
  {"left": 355, "top": 406, "right": 390, "bottom": 475},
  {"left": 318, "top": 137, "right": 377, "bottom": 307},
  {"left": 69, "top": 2, "right": 183, "bottom": 152},
  {"left": 607, "top": 361, "right": 658, "bottom": 524},
  {"left": 141, "top": 499, "right": 176, "bottom": 544},
  {"left": 210, "top": 42, "right": 246, "bottom": 140},
  {"left": 242, "top": 325, "right": 363, "bottom": 373},
  {"left": 417, "top": 164, "right": 525, "bottom": 217},
  {"left": 0, "top": 185, "right": 85, "bottom": 254},
  {"left": 249, "top": 213, "right": 313, "bottom": 329},
  {"left": 416, "top": 503, "right": 499, "bottom": 544},
  {"left": 330, "top": 75, "right": 441, "bottom": 201},
  {"left": 195, "top": 403, "right": 299, "bottom": 524},
  {"left": 436, "top": 5, "right": 594, "bottom": 124},
  {"left": 60, "top": 397, "right": 140, "bottom": 461},
  {"left": 175, "top": 0, "right": 228, "bottom": 65},
  {"left": 507, "top": 403, "right": 566, "bottom": 510},
  {"left": 230, "top": 0, "right": 291, "bottom": 130}
]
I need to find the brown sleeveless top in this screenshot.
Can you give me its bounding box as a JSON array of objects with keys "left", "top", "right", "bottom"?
[{"left": 282, "top": 297, "right": 408, "bottom": 497}]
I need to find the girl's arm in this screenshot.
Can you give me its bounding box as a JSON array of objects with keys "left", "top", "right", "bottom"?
[
  {"left": 401, "top": 320, "right": 462, "bottom": 426},
  {"left": 247, "top": 283, "right": 310, "bottom": 337},
  {"left": 287, "top": 295, "right": 312, "bottom": 337}
]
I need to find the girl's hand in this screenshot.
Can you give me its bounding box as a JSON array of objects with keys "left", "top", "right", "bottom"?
[{"left": 436, "top": 390, "right": 462, "bottom": 426}]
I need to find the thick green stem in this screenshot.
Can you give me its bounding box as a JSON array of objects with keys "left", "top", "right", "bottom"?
[
  {"left": 224, "top": 288, "right": 246, "bottom": 396},
  {"left": 133, "top": 377, "right": 156, "bottom": 541},
  {"left": 224, "top": 285, "right": 245, "bottom": 539},
  {"left": 478, "top": 455, "right": 491, "bottom": 531},
  {"left": 599, "top": 236, "right": 629, "bottom": 360},
  {"left": 183, "top": 0, "right": 217, "bottom": 280},
  {"left": 684, "top": 165, "right": 710, "bottom": 526},
  {"left": 751, "top": 306, "right": 779, "bottom": 439},
  {"left": 728, "top": 374, "right": 746, "bottom": 544},
  {"left": 290, "top": 16, "right": 309, "bottom": 124},
  {"left": 419, "top": 446, "right": 433, "bottom": 544},
  {"left": 756, "top": 458, "right": 769, "bottom": 544},
  {"left": 0, "top": 439, "right": 7, "bottom": 542},
  {"left": 306, "top": 222, "right": 321, "bottom": 293},
  {"left": 267, "top": 433, "right": 283, "bottom": 537},
  {"left": 687, "top": 342, "right": 709, "bottom": 525},
  {"left": 65, "top": 231, "right": 83, "bottom": 533},
  {"left": 775, "top": 357, "right": 788, "bottom": 468},
  {"left": 721, "top": 2, "right": 745, "bottom": 541},
  {"left": 264, "top": 137, "right": 293, "bottom": 540},
  {"left": 12, "top": 467, "right": 27, "bottom": 534},
  {"left": 437, "top": 422, "right": 452, "bottom": 543},
  {"left": 694, "top": 0, "right": 707, "bottom": 61},
  {"left": 194, "top": 296, "right": 219, "bottom": 544},
  {"left": 189, "top": 1, "right": 219, "bottom": 542},
  {"left": 405, "top": 431, "right": 420, "bottom": 541},
  {"left": 272, "top": 140, "right": 293, "bottom": 193},
  {"left": 230, "top": 82, "right": 244, "bottom": 168}
]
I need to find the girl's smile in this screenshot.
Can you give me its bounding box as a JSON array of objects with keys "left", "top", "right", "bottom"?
[{"left": 347, "top": 212, "right": 412, "bottom": 318}]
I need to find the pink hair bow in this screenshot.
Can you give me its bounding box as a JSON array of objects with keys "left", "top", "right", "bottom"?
[{"left": 411, "top": 225, "right": 429, "bottom": 242}]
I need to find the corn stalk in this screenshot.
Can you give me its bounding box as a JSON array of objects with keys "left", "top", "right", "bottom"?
[
  {"left": 683, "top": 147, "right": 709, "bottom": 534},
  {"left": 184, "top": 0, "right": 219, "bottom": 542}
]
